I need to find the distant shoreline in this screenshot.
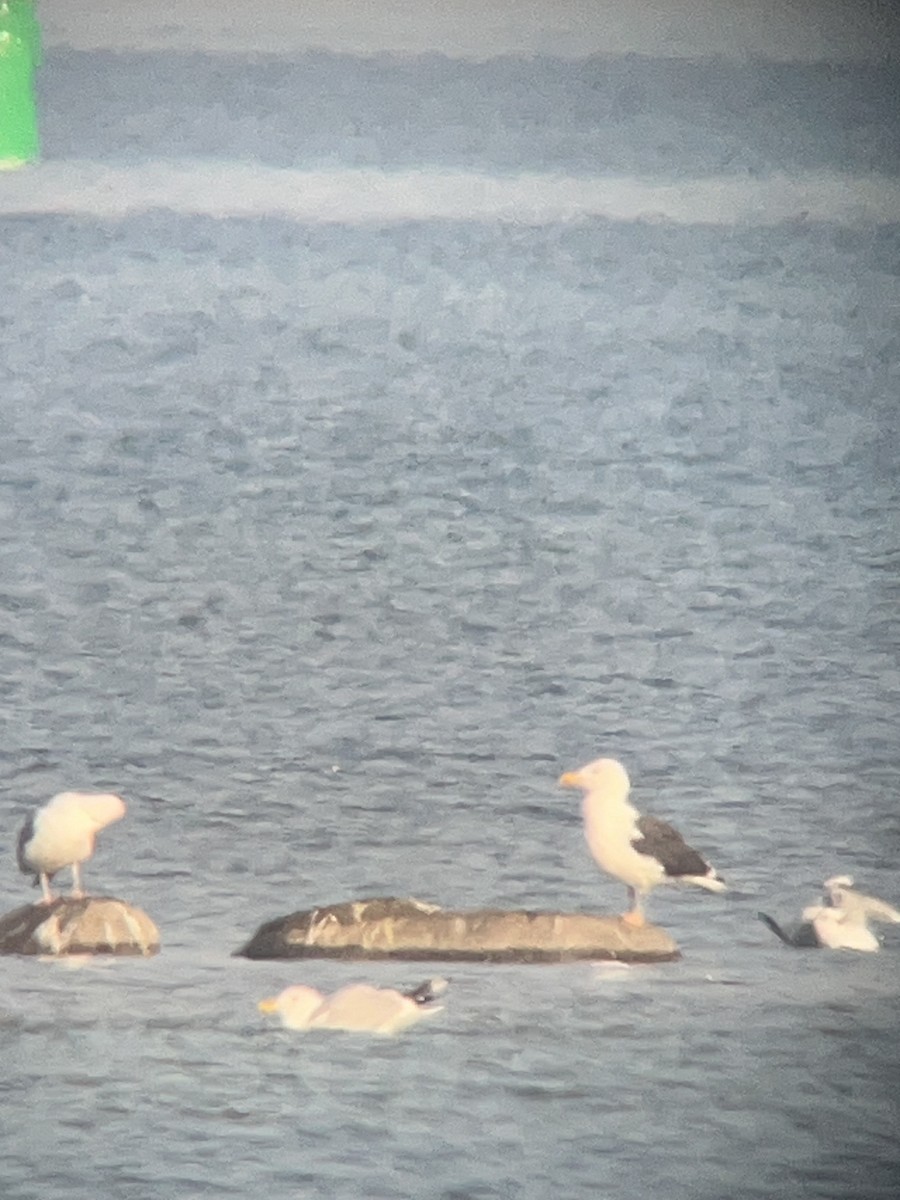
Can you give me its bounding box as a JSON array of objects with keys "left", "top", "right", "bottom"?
[{"left": 39, "top": 0, "right": 900, "bottom": 63}]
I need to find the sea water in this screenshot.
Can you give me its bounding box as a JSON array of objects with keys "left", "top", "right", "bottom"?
[{"left": 0, "top": 19, "right": 898, "bottom": 1200}]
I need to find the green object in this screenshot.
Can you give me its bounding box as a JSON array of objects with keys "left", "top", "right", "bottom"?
[{"left": 0, "top": 1, "right": 41, "bottom": 168}]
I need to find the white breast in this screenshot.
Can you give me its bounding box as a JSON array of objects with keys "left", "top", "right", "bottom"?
[
  {"left": 803, "top": 905, "right": 880, "bottom": 952},
  {"left": 582, "top": 794, "right": 666, "bottom": 892},
  {"left": 25, "top": 809, "right": 97, "bottom": 874}
]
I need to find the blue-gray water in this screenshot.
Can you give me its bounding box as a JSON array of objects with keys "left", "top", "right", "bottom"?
[{"left": 1, "top": 26, "right": 900, "bottom": 1200}]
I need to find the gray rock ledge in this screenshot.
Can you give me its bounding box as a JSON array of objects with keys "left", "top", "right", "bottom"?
[
  {"left": 235, "top": 896, "right": 680, "bottom": 963},
  {"left": 0, "top": 897, "right": 161, "bottom": 957}
]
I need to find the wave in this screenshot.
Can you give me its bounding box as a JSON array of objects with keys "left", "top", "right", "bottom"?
[{"left": 2, "top": 163, "right": 899, "bottom": 226}]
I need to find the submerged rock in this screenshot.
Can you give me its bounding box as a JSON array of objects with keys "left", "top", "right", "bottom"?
[
  {"left": 235, "top": 896, "right": 679, "bottom": 963},
  {"left": 0, "top": 896, "right": 160, "bottom": 957}
]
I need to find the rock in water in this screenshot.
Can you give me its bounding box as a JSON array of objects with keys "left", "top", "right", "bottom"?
[
  {"left": 0, "top": 897, "right": 160, "bottom": 957},
  {"left": 235, "top": 896, "right": 679, "bottom": 963}
]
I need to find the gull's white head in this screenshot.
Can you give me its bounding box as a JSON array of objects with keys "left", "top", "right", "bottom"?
[
  {"left": 822, "top": 876, "right": 900, "bottom": 925},
  {"left": 48, "top": 792, "right": 127, "bottom": 832},
  {"left": 258, "top": 984, "right": 325, "bottom": 1029},
  {"left": 559, "top": 757, "right": 631, "bottom": 797}
]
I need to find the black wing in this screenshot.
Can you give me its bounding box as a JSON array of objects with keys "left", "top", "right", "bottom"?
[
  {"left": 404, "top": 978, "right": 448, "bottom": 1007},
  {"left": 758, "top": 912, "right": 820, "bottom": 948},
  {"left": 632, "top": 814, "right": 713, "bottom": 878},
  {"left": 758, "top": 912, "right": 795, "bottom": 945}
]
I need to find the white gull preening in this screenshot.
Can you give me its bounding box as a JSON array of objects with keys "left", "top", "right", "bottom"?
[
  {"left": 559, "top": 757, "right": 726, "bottom": 925},
  {"left": 16, "top": 792, "right": 127, "bottom": 904},
  {"left": 802, "top": 875, "right": 900, "bottom": 952},
  {"left": 258, "top": 978, "right": 448, "bottom": 1035},
  {"left": 822, "top": 875, "right": 900, "bottom": 925}
]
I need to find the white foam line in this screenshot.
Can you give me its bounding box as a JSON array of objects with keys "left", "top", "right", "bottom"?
[{"left": 2, "top": 164, "right": 899, "bottom": 225}]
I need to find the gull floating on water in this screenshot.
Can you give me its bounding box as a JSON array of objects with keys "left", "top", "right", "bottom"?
[
  {"left": 258, "top": 977, "right": 448, "bottom": 1035},
  {"left": 559, "top": 757, "right": 726, "bottom": 925},
  {"left": 809, "top": 875, "right": 897, "bottom": 951},
  {"left": 760, "top": 875, "right": 900, "bottom": 951},
  {"left": 16, "top": 792, "right": 126, "bottom": 904}
]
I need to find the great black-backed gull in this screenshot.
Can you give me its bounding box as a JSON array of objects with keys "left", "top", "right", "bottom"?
[
  {"left": 760, "top": 875, "right": 900, "bottom": 951},
  {"left": 258, "top": 977, "right": 448, "bottom": 1034},
  {"left": 16, "top": 792, "right": 126, "bottom": 904},
  {"left": 805, "top": 875, "right": 899, "bottom": 951},
  {"left": 559, "top": 757, "right": 726, "bottom": 925}
]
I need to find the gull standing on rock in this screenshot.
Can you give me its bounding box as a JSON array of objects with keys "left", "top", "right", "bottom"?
[
  {"left": 559, "top": 757, "right": 726, "bottom": 925},
  {"left": 16, "top": 792, "right": 127, "bottom": 904}
]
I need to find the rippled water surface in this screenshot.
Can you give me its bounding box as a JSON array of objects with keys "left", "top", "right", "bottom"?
[
  {"left": 2, "top": 19, "right": 900, "bottom": 1200},
  {"left": 2, "top": 206, "right": 897, "bottom": 1200}
]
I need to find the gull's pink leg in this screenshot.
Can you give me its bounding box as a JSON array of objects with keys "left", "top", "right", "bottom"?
[
  {"left": 70, "top": 861, "right": 85, "bottom": 899},
  {"left": 621, "top": 888, "right": 646, "bottom": 927}
]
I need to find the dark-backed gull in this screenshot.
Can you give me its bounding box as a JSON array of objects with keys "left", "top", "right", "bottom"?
[
  {"left": 803, "top": 875, "right": 900, "bottom": 951},
  {"left": 760, "top": 875, "right": 900, "bottom": 951},
  {"left": 559, "top": 757, "right": 725, "bottom": 925}
]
